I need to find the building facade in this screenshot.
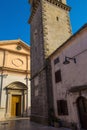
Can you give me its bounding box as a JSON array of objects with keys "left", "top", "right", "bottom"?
[
  {"left": 49, "top": 24, "right": 87, "bottom": 129},
  {"left": 29, "top": 0, "right": 72, "bottom": 124},
  {"left": 0, "top": 39, "right": 30, "bottom": 120}
]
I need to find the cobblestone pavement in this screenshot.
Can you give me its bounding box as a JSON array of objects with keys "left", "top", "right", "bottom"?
[{"left": 0, "top": 118, "right": 71, "bottom": 130}]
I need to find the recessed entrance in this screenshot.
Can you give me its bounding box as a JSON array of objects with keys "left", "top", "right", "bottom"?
[
  {"left": 11, "top": 95, "right": 21, "bottom": 117},
  {"left": 77, "top": 96, "right": 87, "bottom": 129}
]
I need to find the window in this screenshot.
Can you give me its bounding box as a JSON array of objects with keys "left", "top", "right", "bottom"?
[
  {"left": 54, "top": 57, "right": 59, "bottom": 64},
  {"left": 34, "top": 29, "right": 38, "bottom": 35},
  {"left": 16, "top": 45, "right": 22, "bottom": 50},
  {"left": 34, "top": 29, "right": 38, "bottom": 42},
  {"left": 56, "top": 17, "right": 59, "bottom": 21},
  {"left": 55, "top": 70, "right": 62, "bottom": 83},
  {"left": 57, "top": 100, "right": 68, "bottom": 115}
]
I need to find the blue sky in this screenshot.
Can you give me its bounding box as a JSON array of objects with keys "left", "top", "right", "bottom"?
[
  {"left": 67, "top": 0, "right": 87, "bottom": 33},
  {"left": 0, "top": 0, "right": 30, "bottom": 44},
  {"left": 0, "top": 0, "right": 87, "bottom": 45}
]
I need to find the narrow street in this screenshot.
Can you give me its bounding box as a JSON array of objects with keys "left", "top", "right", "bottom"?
[{"left": 0, "top": 118, "right": 71, "bottom": 130}]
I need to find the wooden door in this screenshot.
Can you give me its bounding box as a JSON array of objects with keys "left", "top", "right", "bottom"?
[
  {"left": 77, "top": 97, "right": 87, "bottom": 129},
  {"left": 11, "top": 95, "right": 21, "bottom": 117}
]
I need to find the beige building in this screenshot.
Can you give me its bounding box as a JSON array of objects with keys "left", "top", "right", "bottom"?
[
  {"left": 0, "top": 39, "right": 30, "bottom": 120},
  {"left": 49, "top": 24, "right": 87, "bottom": 129}
]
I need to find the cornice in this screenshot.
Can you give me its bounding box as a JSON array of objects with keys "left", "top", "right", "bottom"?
[
  {"left": 0, "top": 67, "right": 30, "bottom": 74},
  {"left": 45, "top": 0, "right": 71, "bottom": 11},
  {"left": 0, "top": 48, "right": 30, "bottom": 56}
]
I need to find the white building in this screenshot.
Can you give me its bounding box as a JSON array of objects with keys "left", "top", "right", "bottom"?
[
  {"left": 0, "top": 39, "right": 31, "bottom": 120},
  {"left": 49, "top": 24, "right": 87, "bottom": 129}
]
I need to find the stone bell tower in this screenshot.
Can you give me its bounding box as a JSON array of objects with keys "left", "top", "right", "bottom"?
[{"left": 29, "top": 0, "right": 72, "bottom": 124}]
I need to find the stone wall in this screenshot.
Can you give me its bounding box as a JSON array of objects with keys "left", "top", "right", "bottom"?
[
  {"left": 50, "top": 26, "right": 87, "bottom": 128},
  {"left": 30, "top": 0, "right": 72, "bottom": 124},
  {"left": 30, "top": 2, "right": 49, "bottom": 124},
  {"left": 42, "top": 0, "right": 72, "bottom": 57}
]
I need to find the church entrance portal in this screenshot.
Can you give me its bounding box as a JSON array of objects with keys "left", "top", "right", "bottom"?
[
  {"left": 77, "top": 96, "right": 87, "bottom": 129},
  {"left": 11, "top": 95, "right": 21, "bottom": 117},
  {"left": 6, "top": 82, "right": 28, "bottom": 118}
]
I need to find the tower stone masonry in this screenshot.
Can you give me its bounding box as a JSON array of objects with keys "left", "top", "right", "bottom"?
[{"left": 29, "top": 0, "right": 72, "bottom": 124}]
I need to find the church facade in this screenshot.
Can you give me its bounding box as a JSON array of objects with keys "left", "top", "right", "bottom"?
[{"left": 0, "top": 39, "right": 30, "bottom": 120}]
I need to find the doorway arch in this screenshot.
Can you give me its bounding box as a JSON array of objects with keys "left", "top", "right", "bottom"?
[
  {"left": 77, "top": 96, "right": 87, "bottom": 129},
  {"left": 5, "top": 82, "right": 28, "bottom": 117}
]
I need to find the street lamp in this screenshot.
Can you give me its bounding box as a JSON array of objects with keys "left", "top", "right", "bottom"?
[{"left": 63, "top": 56, "right": 76, "bottom": 65}]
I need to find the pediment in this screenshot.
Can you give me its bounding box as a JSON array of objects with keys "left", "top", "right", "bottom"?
[
  {"left": 5, "top": 82, "right": 27, "bottom": 90},
  {"left": 0, "top": 39, "right": 30, "bottom": 55}
]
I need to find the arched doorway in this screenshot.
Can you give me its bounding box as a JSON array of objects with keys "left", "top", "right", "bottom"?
[
  {"left": 5, "top": 82, "right": 28, "bottom": 117},
  {"left": 77, "top": 96, "right": 87, "bottom": 129}
]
